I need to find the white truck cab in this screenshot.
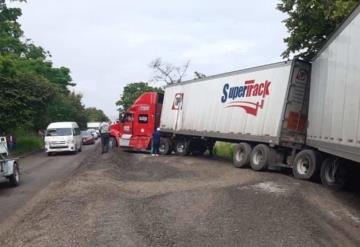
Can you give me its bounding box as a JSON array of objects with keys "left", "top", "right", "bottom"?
[
  {"left": 44, "top": 122, "right": 82, "bottom": 155},
  {"left": 0, "top": 137, "right": 20, "bottom": 186}
]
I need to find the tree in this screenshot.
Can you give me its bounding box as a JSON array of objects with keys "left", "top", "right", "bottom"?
[
  {"left": 84, "top": 107, "right": 109, "bottom": 122},
  {"left": 194, "top": 71, "right": 206, "bottom": 80},
  {"left": 0, "top": 72, "right": 56, "bottom": 131},
  {"left": 0, "top": 0, "right": 88, "bottom": 133},
  {"left": 0, "top": 0, "right": 26, "bottom": 56},
  {"left": 277, "top": 0, "right": 359, "bottom": 60},
  {"left": 149, "top": 58, "right": 190, "bottom": 85},
  {"left": 116, "top": 82, "right": 163, "bottom": 111}
]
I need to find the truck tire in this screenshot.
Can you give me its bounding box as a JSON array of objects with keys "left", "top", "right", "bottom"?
[
  {"left": 233, "top": 143, "right": 252, "bottom": 168},
  {"left": 174, "top": 138, "right": 189, "bottom": 156},
  {"left": 250, "top": 144, "right": 270, "bottom": 171},
  {"left": 8, "top": 162, "right": 20, "bottom": 187},
  {"left": 320, "top": 158, "right": 348, "bottom": 190},
  {"left": 292, "top": 149, "right": 320, "bottom": 180},
  {"left": 47, "top": 152, "right": 52, "bottom": 156},
  {"left": 159, "top": 138, "right": 172, "bottom": 155},
  {"left": 109, "top": 136, "right": 117, "bottom": 148}
]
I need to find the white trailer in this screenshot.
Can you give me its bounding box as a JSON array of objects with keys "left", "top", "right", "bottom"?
[
  {"left": 303, "top": 4, "right": 360, "bottom": 188},
  {"left": 87, "top": 122, "right": 101, "bottom": 130},
  {"left": 0, "top": 137, "right": 20, "bottom": 187},
  {"left": 160, "top": 60, "right": 312, "bottom": 171},
  {"left": 159, "top": 4, "right": 360, "bottom": 189}
]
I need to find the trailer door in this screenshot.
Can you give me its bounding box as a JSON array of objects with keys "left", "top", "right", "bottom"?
[{"left": 279, "top": 60, "right": 311, "bottom": 147}]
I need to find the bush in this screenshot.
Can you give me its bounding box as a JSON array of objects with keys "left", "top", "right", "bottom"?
[
  {"left": 11, "top": 128, "right": 44, "bottom": 155},
  {"left": 213, "top": 142, "right": 234, "bottom": 160}
]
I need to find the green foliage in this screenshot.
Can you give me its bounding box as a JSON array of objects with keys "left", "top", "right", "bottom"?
[
  {"left": 0, "top": 60, "right": 56, "bottom": 131},
  {"left": 0, "top": 1, "right": 106, "bottom": 135},
  {"left": 213, "top": 142, "right": 234, "bottom": 160},
  {"left": 277, "top": 0, "right": 359, "bottom": 60},
  {"left": 11, "top": 127, "right": 44, "bottom": 156},
  {"left": 84, "top": 107, "right": 109, "bottom": 122},
  {"left": 116, "top": 82, "right": 163, "bottom": 111}
]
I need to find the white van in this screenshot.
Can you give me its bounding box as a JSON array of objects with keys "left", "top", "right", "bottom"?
[{"left": 44, "top": 122, "right": 82, "bottom": 155}]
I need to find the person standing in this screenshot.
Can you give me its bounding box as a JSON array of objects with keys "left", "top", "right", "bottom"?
[
  {"left": 151, "top": 128, "right": 161, "bottom": 156},
  {"left": 7, "top": 133, "right": 16, "bottom": 151},
  {"left": 99, "top": 122, "right": 110, "bottom": 154}
]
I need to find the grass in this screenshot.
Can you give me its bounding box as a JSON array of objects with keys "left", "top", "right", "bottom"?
[
  {"left": 213, "top": 142, "right": 235, "bottom": 160},
  {"left": 10, "top": 129, "right": 44, "bottom": 156}
]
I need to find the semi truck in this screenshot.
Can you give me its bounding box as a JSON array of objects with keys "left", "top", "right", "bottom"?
[{"left": 110, "top": 4, "right": 360, "bottom": 189}]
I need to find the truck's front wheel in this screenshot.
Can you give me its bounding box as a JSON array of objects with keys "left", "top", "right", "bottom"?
[
  {"left": 320, "top": 158, "right": 348, "bottom": 190},
  {"left": 174, "top": 138, "right": 189, "bottom": 156},
  {"left": 109, "top": 136, "right": 117, "bottom": 149}
]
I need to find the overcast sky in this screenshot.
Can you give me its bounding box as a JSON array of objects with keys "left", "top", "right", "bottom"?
[{"left": 13, "top": 0, "right": 288, "bottom": 120}]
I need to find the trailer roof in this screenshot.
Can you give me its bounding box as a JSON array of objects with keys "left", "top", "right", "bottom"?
[
  {"left": 312, "top": 3, "right": 360, "bottom": 61},
  {"left": 165, "top": 60, "right": 293, "bottom": 88}
]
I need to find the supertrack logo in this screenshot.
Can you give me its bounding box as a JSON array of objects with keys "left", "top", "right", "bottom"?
[{"left": 221, "top": 80, "right": 271, "bottom": 116}]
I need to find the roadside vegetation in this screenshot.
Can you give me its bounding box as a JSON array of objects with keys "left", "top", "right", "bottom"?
[
  {"left": 0, "top": 1, "right": 108, "bottom": 154},
  {"left": 213, "top": 142, "right": 234, "bottom": 160}
]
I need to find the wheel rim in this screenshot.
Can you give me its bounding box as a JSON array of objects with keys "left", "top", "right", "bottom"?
[
  {"left": 235, "top": 149, "right": 245, "bottom": 162},
  {"left": 253, "top": 150, "right": 263, "bottom": 165},
  {"left": 159, "top": 143, "right": 166, "bottom": 153},
  {"left": 297, "top": 156, "right": 310, "bottom": 175},
  {"left": 177, "top": 143, "right": 185, "bottom": 153}
]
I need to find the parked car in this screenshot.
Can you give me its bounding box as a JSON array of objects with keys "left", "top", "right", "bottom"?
[
  {"left": 87, "top": 129, "right": 99, "bottom": 139},
  {"left": 81, "top": 131, "right": 95, "bottom": 145}
]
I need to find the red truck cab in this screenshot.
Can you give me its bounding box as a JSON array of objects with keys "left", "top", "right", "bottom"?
[{"left": 109, "top": 92, "right": 163, "bottom": 150}]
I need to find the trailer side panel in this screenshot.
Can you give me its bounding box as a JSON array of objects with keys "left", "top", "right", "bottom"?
[
  {"left": 160, "top": 61, "right": 309, "bottom": 146},
  {"left": 307, "top": 6, "right": 360, "bottom": 162}
]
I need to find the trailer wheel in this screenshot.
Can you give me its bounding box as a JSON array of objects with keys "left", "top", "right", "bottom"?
[
  {"left": 8, "top": 162, "right": 20, "bottom": 187},
  {"left": 250, "top": 144, "right": 270, "bottom": 171},
  {"left": 320, "top": 158, "right": 348, "bottom": 190},
  {"left": 174, "top": 138, "right": 189, "bottom": 156},
  {"left": 159, "top": 138, "right": 172, "bottom": 155},
  {"left": 233, "top": 143, "right": 252, "bottom": 168},
  {"left": 292, "top": 149, "right": 320, "bottom": 180}
]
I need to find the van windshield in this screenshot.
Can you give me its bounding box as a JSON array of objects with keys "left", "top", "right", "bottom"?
[{"left": 46, "top": 128, "right": 73, "bottom": 136}]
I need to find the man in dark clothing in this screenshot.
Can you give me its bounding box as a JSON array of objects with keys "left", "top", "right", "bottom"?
[{"left": 151, "top": 128, "right": 161, "bottom": 156}]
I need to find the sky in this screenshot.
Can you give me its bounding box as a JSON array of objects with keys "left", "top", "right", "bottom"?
[{"left": 13, "top": 0, "right": 288, "bottom": 121}]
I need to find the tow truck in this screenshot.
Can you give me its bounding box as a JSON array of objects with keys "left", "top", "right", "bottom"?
[{"left": 0, "top": 137, "right": 20, "bottom": 187}]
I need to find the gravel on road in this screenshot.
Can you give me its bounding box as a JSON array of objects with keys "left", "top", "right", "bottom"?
[{"left": 0, "top": 146, "right": 359, "bottom": 247}]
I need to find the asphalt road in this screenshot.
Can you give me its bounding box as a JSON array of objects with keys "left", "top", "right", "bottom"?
[
  {"left": 0, "top": 141, "right": 98, "bottom": 224},
  {"left": 1, "top": 147, "right": 360, "bottom": 246}
]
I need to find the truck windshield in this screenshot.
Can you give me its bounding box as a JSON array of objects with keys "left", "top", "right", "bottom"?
[{"left": 46, "top": 128, "right": 73, "bottom": 136}]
